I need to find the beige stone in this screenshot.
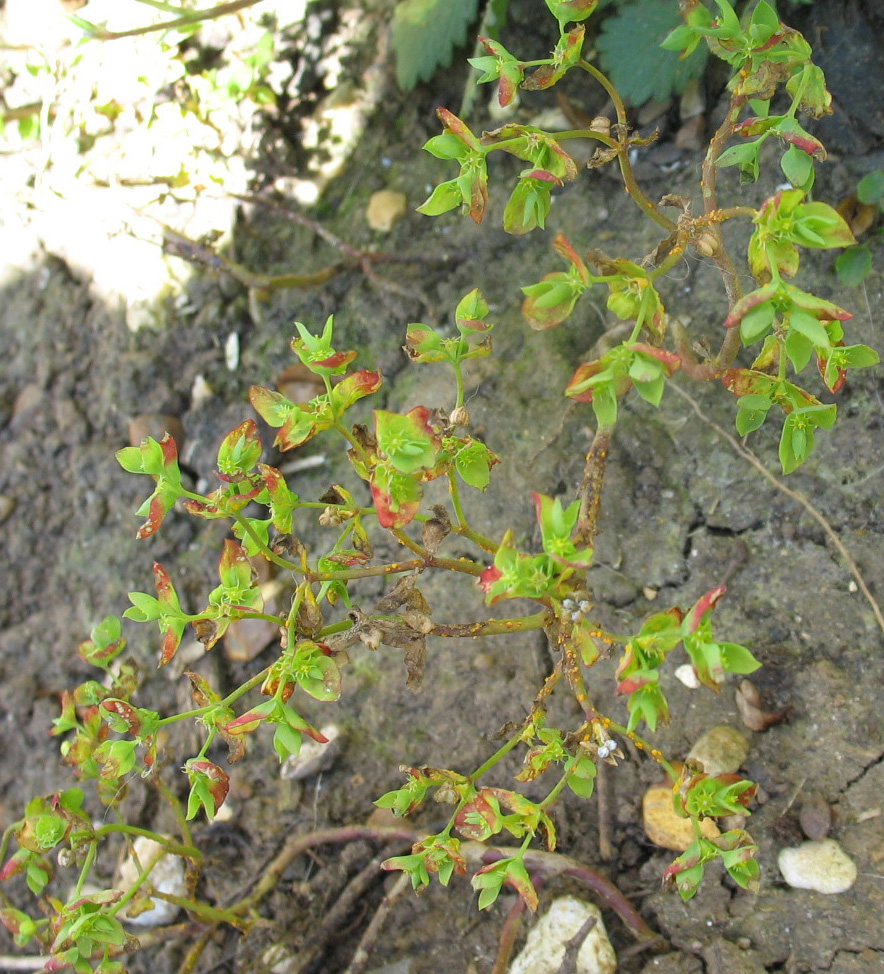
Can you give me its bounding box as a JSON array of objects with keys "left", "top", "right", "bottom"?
[
  {"left": 687, "top": 724, "right": 749, "bottom": 777},
  {"left": 366, "top": 189, "right": 407, "bottom": 232}
]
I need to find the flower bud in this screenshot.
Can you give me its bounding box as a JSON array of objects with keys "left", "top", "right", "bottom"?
[
  {"left": 693, "top": 230, "right": 719, "bottom": 258},
  {"left": 449, "top": 406, "right": 471, "bottom": 428}
]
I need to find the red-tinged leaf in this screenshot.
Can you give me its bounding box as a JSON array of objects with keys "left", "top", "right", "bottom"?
[
  {"left": 185, "top": 672, "right": 220, "bottom": 707},
  {"left": 778, "top": 127, "right": 826, "bottom": 161},
  {"left": 733, "top": 116, "right": 779, "bottom": 137},
  {"left": 160, "top": 627, "right": 182, "bottom": 665},
  {"left": 153, "top": 562, "right": 178, "bottom": 608},
  {"left": 159, "top": 431, "right": 178, "bottom": 469},
  {"left": 786, "top": 284, "right": 853, "bottom": 322},
  {"left": 454, "top": 791, "right": 501, "bottom": 841},
  {"left": 616, "top": 674, "right": 653, "bottom": 695},
  {"left": 503, "top": 858, "right": 539, "bottom": 912},
  {"left": 186, "top": 759, "right": 230, "bottom": 811},
  {"left": 223, "top": 707, "right": 271, "bottom": 736},
  {"left": 723, "top": 284, "right": 779, "bottom": 328},
  {"left": 628, "top": 343, "right": 681, "bottom": 374},
  {"left": 312, "top": 349, "right": 358, "bottom": 372},
  {"left": 436, "top": 107, "right": 481, "bottom": 151},
  {"left": 370, "top": 473, "right": 422, "bottom": 529},
  {"left": 522, "top": 26, "right": 584, "bottom": 90},
  {"left": 817, "top": 350, "right": 846, "bottom": 394},
  {"left": 565, "top": 360, "right": 605, "bottom": 402},
  {"left": 217, "top": 419, "right": 262, "bottom": 481},
  {"left": 218, "top": 539, "right": 253, "bottom": 591},
  {"left": 478, "top": 564, "right": 503, "bottom": 598},
  {"left": 522, "top": 168, "right": 563, "bottom": 184},
  {"left": 249, "top": 384, "right": 296, "bottom": 424},
  {"left": 721, "top": 369, "right": 777, "bottom": 398},
  {"left": 330, "top": 369, "right": 383, "bottom": 413},
  {"left": 684, "top": 585, "right": 727, "bottom": 633},
  {"left": 552, "top": 232, "right": 590, "bottom": 284},
  {"left": 100, "top": 700, "right": 142, "bottom": 735},
  {"left": 135, "top": 493, "right": 169, "bottom": 540},
  {"left": 0, "top": 850, "right": 28, "bottom": 882}
]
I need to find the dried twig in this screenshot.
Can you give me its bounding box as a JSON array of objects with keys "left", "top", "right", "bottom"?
[
  {"left": 555, "top": 912, "right": 598, "bottom": 974},
  {"left": 668, "top": 381, "right": 884, "bottom": 636},
  {"left": 286, "top": 844, "right": 411, "bottom": 974},
  {"left": 342, "top": 872, "right": 411, "bottom": 974},
  {"left": 491, "top": 892, "right": 531, "bottom": 974}
]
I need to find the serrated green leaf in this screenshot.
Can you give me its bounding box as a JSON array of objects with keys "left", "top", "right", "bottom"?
[
  {"left": 597, "top": 0, "right": 708, "bottom": 107},
  {"left": 393, "top": 0, "right": 480, "bottom": 91}
]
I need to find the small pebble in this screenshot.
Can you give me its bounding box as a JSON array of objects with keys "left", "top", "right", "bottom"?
[
  {"left": 687, "top": 725, "right": 749, "bottom": 777},
  {"left": 366, "top": 190, "right": 407, "bottom": 232},
  {"left": 509, "top": 897, "right": 616, "bottom": 974},
  {"left": 778, "top": 839, "right": 857, "bottom": 894},
  {"left": 0, "top": 495, "right": 15, "bottom": 525},
  {"left": 674, "top": 664, "right": 700, "bottom": 689},
  {"left": 675, "top": 115, "right": 705, "bottom": 151},
  {"left": 223, "top": 616, "right": 278, "bottom": 662},
  {"left": 643, "top": 783, "right": 720, "bottom": 852},
  {"left": 115, "top": 836, "right": 185, "bottom": 926},
  {"left": 190, "top": 374, "right": 214, "bottom": 408},
  {"left": 799, "top": 792, "right": 832, "bottom": 841},
  {"left": 281, "top": 724, "right": 343, "bottom": 780}
]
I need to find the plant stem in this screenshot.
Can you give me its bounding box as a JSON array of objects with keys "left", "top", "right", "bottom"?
[
  {"left": 470, "top": 729, "right": 524, "bottom": 783},
  {"left": 429, "top": 608, "right": 552, "bottom": 639},
  {"left": 577, "top": 60, "right": 676, "bottom": 231},
  {"left": 82, "top": 0, "right": 266, "bottom": 41},
  {"left": 448, "top": 472, "right": 498, "bottom": 552},
  {"left": 93, "top": 825, "right": 201, "bottom": 862},
  {"left": 574, "top": 424, "right": 612, "bottom": 548}
]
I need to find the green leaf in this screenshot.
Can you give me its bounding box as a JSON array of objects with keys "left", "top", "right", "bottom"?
[
  {"left": 857, "top": 169, "right": 884, "bottom": 206},
  {"left": 835, "top": 245, "right": 872, "bottom": 287},
  {"left": 780, "top": 144, "right": 814, "bottom": 189},
  {"left": 597, "top": 0, "right": 708, "bottom": 107},
  {"left": 716, "top": 141, "right": 762, "bottom": 169},
  {"left": 393, "top": 0, "right": 480, "bottom": 91},
  {"left": 789, "top": 311, "right": 830, "bottom": 349},
  {"left": 455, "top": 439, "right": 497, "bottom": 490},
  {"left": 720, "top": 642, "right": 761, "bottom": 675}
]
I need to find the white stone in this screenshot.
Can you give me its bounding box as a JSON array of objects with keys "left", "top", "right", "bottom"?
[
  {"left": 778, "top": 839, "right": 857, "bottom": 894},
  {"left": 115, "top": 836, "right": 186, "bottom": 926},
  {"left": 509, "top": 897, "right": 616, "bottom": 974},
  {"left": 687, "top": 724, "right": 749, "bottom": 777},
  {"left": 674, "top": 664, "right": 700, "bottom": 689}
]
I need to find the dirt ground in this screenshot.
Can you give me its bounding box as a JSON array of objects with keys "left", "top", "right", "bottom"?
[{"left": 1, "top": 1, "right": 883, "bottom": 973}]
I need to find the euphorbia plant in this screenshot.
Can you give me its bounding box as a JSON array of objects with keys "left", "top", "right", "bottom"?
[{"left": 2, "top": 0, "right": 879, "bottom": 970}]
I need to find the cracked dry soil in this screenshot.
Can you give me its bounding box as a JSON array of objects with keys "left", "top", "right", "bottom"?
[{"left": 1, "top": 1, "right": 884, "bottom": 972}]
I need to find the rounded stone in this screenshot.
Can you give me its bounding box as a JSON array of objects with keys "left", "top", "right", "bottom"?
[
  {"left": 778, "top": 839, "right": 857, "bottom": 894},
  {"left": 509, "top": 897, "right": 616, "bottom": 974},
  {"left": 687, "top": 725, "right": 749, "bottom": 777}
]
